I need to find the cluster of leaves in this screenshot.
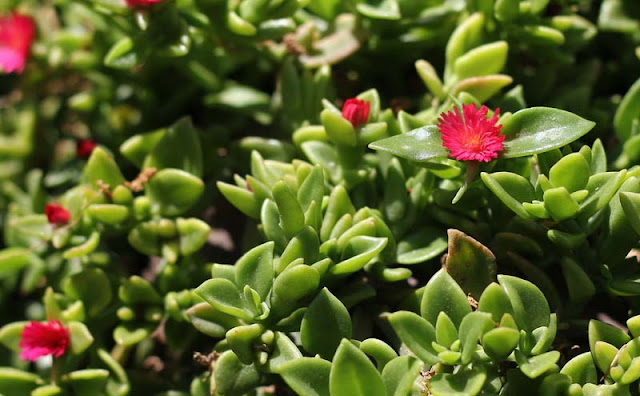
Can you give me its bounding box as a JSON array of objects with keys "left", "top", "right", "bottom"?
[{"left": 2, "top": 0, "right": 640, "bottom": 395}]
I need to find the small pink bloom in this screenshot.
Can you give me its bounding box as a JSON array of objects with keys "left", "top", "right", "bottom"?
[
  {"left": 125, "top": 0, "right": 163, "bottom": 8},
  {"left": 76, "top": 139, "right": 97, "bottom": 158},
  {"left": 19, "top": 320, "right": 70, "bottom": 361},
  {"left": 341, "top": 98, "right": 370, "bottom": 128},
  {"left": 0, "top": 12, "right": 35, "bottom": 74},
  {"left": 437, "top": 104, "right": 505, "bottom": 162},
  {"left": 45, "top": 204, "right": 71, "bottom": 225}
]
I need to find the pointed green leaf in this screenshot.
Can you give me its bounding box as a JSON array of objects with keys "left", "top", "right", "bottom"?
[
  {"left": 421, "top": 269, "right": 472, "bottom": 327},
  {"left": 368, "top": 126, "right": 449, "bottom": 163},
  {"left": 301, "top": 289, "right": 352, "bottom": 359},
  {"left": 501, "top": 108, "right": 595, "bottom": 158},
  {"left": 330, "top": 340, "right": 385, "bottom": 396}
]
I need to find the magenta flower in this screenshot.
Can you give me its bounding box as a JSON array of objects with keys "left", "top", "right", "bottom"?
[
  {"left": 76, "top": 139, "right": 97, "bottom": 159},
  {"left": 437, "top": 103, "right": 505, "bottom": 162},
  {"left": 19, "top": 320, "right": 70, "bottom": 361},
  {"left": 125, "top": 0, "right": 163, "bottom": 8},
  {"left": 0, "top": 12, "right": 35, "bottom": 74},
  {"left": 341, "top": 98, "right": 370, "bottom": 128},
  {"left": 45, "top": 204, "right": 71, "bottom": 225}
]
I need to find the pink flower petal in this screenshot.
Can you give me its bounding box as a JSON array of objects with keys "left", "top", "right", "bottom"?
[{"left": 437, "top": 103, "right": 504, "bottom": 163}]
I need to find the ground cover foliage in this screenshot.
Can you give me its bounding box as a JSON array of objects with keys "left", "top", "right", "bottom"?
[{"left": 2, "top": 0, "right": 640, "bottom": 395}]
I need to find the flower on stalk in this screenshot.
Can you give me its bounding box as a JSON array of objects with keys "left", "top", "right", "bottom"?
[
  {"left": 19, "top": 320, "right": 70, "bottom": 361},
  {"left": 76, "top": 139, "right": 97, "bottom": 158},
  {"left": 341, "top": 98, "right": 370, "bottom": 128},
  {"left": 0, "top": 12, "right": 36, "bottom": 74},
  {"left": 45, "top": 204, "right": 71, "bottom": 225},
  {"left": 125, "top": 0, "right": 163, "bottom": 8},
  {"left": 437, "top": 104, "right": 504, "bottom": 162}
]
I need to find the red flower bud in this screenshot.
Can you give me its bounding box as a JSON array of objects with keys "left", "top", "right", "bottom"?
[
  {"left": 341, "top": 98, "right": 370, "bottom": 128},
  {"left": 0, "top": 12, "right": 35, "bottom": 74},
  {"left": 19, "top": 320, "right": 70, "bottom": 361},
  {"left": 125, "top": 0, "right": 163, "bottom": 8},
  {"left": 45, "top": 204, "right": 71, "bottom": 225},
  {"left": 76, "top": 139, "right": 97, "bottom": 158}
]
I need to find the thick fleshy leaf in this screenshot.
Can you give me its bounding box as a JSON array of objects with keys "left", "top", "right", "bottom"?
[
  {"left": 368, "top": 126, "right": 449, "bottom": 163},
  {"left": 416, "top": 60, "right": 445, "bottom": 99},
  {"left": 104, "top": 37, "right": 139, "bottom": 69},
  {"left": 436, "top": 312, "right": 458, "bottom": 349},
  {"left": 446, "top": 13, "right": 485, "bottom": 72},
  {"left": 272, "top": 265, "right": 320, "bottom": 307},
  {"left": 63, "top": 268, "right": 112, "bottom": 317},
  {"left": 127, "top": 222, "right": 161, "bottom": 256},
  {"left": 0, "top": 321, "right": 27, "bottom": 352},
  {"left": 329, "top": 340, "right": 386, "bottom": 396},
  {"left": 331, "top": 236, "right": 387, "bottom": 275},
  {"left": 146, "top": 169, "right": 204, "bottom": 216},
  {"left": 81, "top": 147, "right": 125, "bottom": 188},
  {"left": 549, "top": 153, "right": 591, "bottom": 193},
  {"left": 452, "top": 74, "right": 513, "bottom": 103},
  {"left": 0, "top": 248, "right": 31, "bottom": 276},
  {"left": 561, "top": 258, "right": 595, "bottom": 303},
  {"left": 87, "top": 204, "right": 130, "bottom": 225},
  {"left": 396, "top": 227, "right": 448, "bottom": 265},
  {"left": 119, "top": 130, "right": 165, "bottom": 168},
  {"left": 560, "top": 352, "right": 597, "bottom": 385},
  {"left": 186, "top": 303, "right": 242, "bottom": 338},
  {"left": 217, "top": 181, "right": 260, "bottom": 219},
  {"left": 381, "top": 355, "right": 422, "bottom": 396},
  {"left": 0, "top": 368, "right": 43, "bottom": 396},
  {"left": 279, "top": 357, "right": 331, "bottom": 396},
  {"left": 444, "top": 229, "right": 496, "bottom": 299},
  {"left": 481, "top": 172, "right": 535, "bottom": 219},
  {"left": 195, "top": 278, "right": 251, "bottom": 321},
  {"left": 454, "top": 41, "right": 509, "bottom": 80},
  {"left": 458, "top": 312, "right": 494, "bottom": 364},
  {"left": 177, "top": 217, "right": 211, "bottom": 256},
  {"left": 214, "top": 351, "right": 263, "bottom": 396},
  {"left": 588, "top": 319, "right": 630, "bottom": 353},
  {"left": 299, "top": 29, "right": 360, "bottom": 68},
  {"left": 235, "top": 242, "right": 274, "bottom": 302},
  {"left": 429, "top": 367, "right": 486, "bottom": 396},
  {"left": 515, "top": 350, "right": 561, "bottom": 378},
  {"left": 113, "top": 325, "right": 149, "bottom": 346},
  {"left": 143, "top": 117, "right": 203, "bottom": 177},
  {"left": 614, "top": 77, "right": 640, "bottom": 141},
  {"left": 421, "top": 269, "right": 472, "bottom": 327},
  {"left": 387, "top": 311, "right": 439, "bottom": 365},
  {"left": 357, "top": 0, "right": 401, "bottom": 20},
  {"left": 68, "top": 322, "right": 94, "bottom": 355},
  {"left": 483, "top": 326, "right": 520, "bottom": 360},
  {"left": 273, "top": 181, "right": 305, "bottom": 239},
  {"left": 301, "top": 288, "right": 352, "bottom": 359},
  {"left": 227, "top": 323, "right": 265, "bottom": 364},
  {"left": 263, "top": 332, "right": 303, "bottom": 373},
  {"left": 501, "top": 108, "right": 595, "bottom": 158},
  {"left": 498, "top": 275, "right": 549, "bottom": 332}
]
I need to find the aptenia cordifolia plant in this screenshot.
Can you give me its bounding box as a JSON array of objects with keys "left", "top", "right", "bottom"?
[{"left": 2, "top": 0, "right": 640, "bottom": 395}]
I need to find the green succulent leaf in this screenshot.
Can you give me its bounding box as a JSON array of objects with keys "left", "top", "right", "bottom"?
[
  {"left": 429, "top": 367, "right": 487, "bottom": 396},
  {"left": 381, "top": 355, "right": 422, "bottom": 396},
  {"left": 421, "top": 269, "right": 472, "bottom": 327},
  {"left": 498, "top": 275, "right": 550, "bottom": 332},
  {"left": 279, "top": 357, "right": 331, "bottom": 396},
  {"left": 501, "top": 108, "right": 595, "bottom": 158},
  {"left": 368, "top": 126, "right": 449, "bottom": 163},
  {"left": 387, "top": 311, "right": 439, "bottom": 365},
  {"left": 301, "top": 288, "right": 352, "bottom": 359},
  {"left": 146, "top": 169, "right": 204, "bottom": 216},
  {"left": 329, "top": 340, "right": 386, "bottom": 396}
]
